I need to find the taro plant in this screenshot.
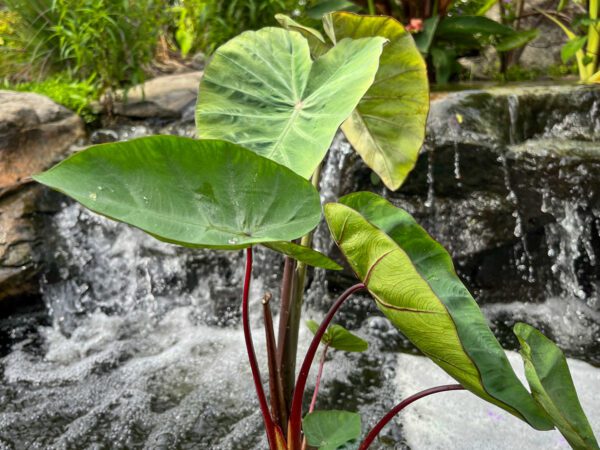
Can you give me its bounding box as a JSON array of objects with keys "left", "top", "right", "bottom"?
[{"left": 34, "top": 11, "right": 598, "bottom": 450}]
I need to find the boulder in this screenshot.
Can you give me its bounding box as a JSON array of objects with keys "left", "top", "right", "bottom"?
[
  {"left": 0, "top": 91, "right": 84, "bottom": 302},
  {"left": 0, "top": 91, "right": 85, "bottom": 197},
  {"left": 111, "top": 71, "right": 203, "bottom": 119}
]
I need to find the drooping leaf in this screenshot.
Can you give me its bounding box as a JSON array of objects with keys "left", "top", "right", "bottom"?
[
  {"left": 196, "top": 27, "right": 386, "bottom": 179},
  {"left": 306, "top": 320, "right": 369, "bottom": 352},
  {"left": 305, "top": 0, "right": 360, "bottom": 20},
  {"left": 303, "top": 410, "right": 361, "bottom": 450},
  {"left": 324, "top": 192, "right": 554, "bottom": 430},
  {"left": 436, "top": 16, "right": 514, "bottom": 40},
  {"left": 495, "top": 28, "right": 539, "bottom": 52},
  {"left": 430, "top": 46, "right": 457, "bottom": 84},
  {"left": 514, "top": 323, "right": 600, "bottom": 450},
  {"left": 34, "top": 136, "right": 322, "bottom": 250},
  {"left": 562, "top": 36, "right": 588, "bottom": 63},
  {"left": 263, "top": 241, "right": 342, "bottom": 270},
  {"left": 275, "top": 13, "right": 331, "bottom": 57},
  {"left": 325, "top": 12, "right": 429, "bottom": 190}
]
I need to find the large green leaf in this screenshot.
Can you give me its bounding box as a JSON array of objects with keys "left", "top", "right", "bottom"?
[
  {"left": 303, "top": 410, "right": 361, "bottom": 450},
  {"left": 263, "top": 241, "right": 342, "bottom": 270},
  {"left": 514, "top": 323, "right": 600, "bottom": 450},
  {"left": 306, "top": 320, "right": 369, "bottom": 352},
  {"left": 196, "top": 27, "right": 386, "bottom": 179},
  {"left": 324, "top": 192, "right": 554, "bottom": 430},
  {"left": 34, "top": 136, "right": 322, "bottom": 250},
  {"left": 325, "top": 13, "right": 429, "bottom": 190}
]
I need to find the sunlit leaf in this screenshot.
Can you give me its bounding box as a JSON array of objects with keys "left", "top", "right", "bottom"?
[
  {"left": 263, "top": 241, "right": 342, "bottom": 270},
  {"left": 306, "top": 320, "right": 369, "bottom": 352},
  {"left": 34, "top": 136, "right": 322, "bottom": 249},
  {"left": 324, "top": 191, "right": 554, "bottom": 430},
  {"left": 514, "top": 323, "right": 600, "bottom": 450},
  {"left": 196, "top": 27, "right": 385, "bottom": 179},
  {"left": 303, "top": 410, "right": 361, "bottom": 450},
  {"left": 326, "top": 13, "right": 429, "bottom": 190}
]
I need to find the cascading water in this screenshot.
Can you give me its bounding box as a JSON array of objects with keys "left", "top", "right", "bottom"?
[{"left": 1, "top": 85, "right": 599, "bottom": 449}]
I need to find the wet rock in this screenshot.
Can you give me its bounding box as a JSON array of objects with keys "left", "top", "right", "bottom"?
[
  {"left": 323, "top": 84, "right": 600, "bottom": 345},
  {"left": 0, "top": 90, "right": 85, "bottom": 197},
  {"left": 110, "top": 71, "right": 203, "bottom": 119},
  {"left": 0, "top": 186, "right": 42, "bottom": 301},
  {"left": 0, "top": 91, "right": 85, "bottom": 302}
]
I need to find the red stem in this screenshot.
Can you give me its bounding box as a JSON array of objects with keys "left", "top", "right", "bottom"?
[
  {"left": 242, "top": 247, "right": 277, "bottom": 449},
  {"left": 358, "top": 384, "right": 465, "bottom": 450},
  {"left": 288, "top": 283, "right": 366, "bottom": 450},
  {"left": 309, "top": 344, "right": 329, "bottom": 413}
]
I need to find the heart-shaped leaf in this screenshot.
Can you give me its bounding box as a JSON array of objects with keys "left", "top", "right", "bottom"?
[
  {"left": 514, "top": 323, "right": 599, "bottom": 450},
  {"left": 325, "top": 13, "right": 429, "bottom": 190},
  {"left": 306, "top": 320, "right": 369, "bottom": 352},
  {"left": 196, "top": 27, "right": 386, "bottom": 179},
  {"left": 303, "top": 410, "right": 361, "bottom": 450},
  {"left": 324, "top": 192, "right": 554, "bottom": 430},
  {"left": 34, "top": 136, "right": 322, "bottom": 249},
  {"left": 263, "top": 241, "right": 342, "bottom": 270}
]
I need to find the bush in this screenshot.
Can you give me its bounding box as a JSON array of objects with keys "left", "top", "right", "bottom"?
[
  {"left": 172, "top": 0, "right": 301, "bottom": 56},
  {"left": 2, "top": 0, "right": 165, "bottom": 91}
]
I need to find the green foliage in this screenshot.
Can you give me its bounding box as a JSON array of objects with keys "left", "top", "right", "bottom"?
[
  {"left": 33, "top": 136, "right": 323, "bottom": 251},
  {"left": 196, "top": 27, "right": 386, "bottom": 179},
  {"left": 515, "top": 323, "right": 600, "bottom": 450},
  {"left": 305, "top": 320, "right": 369, "bottom": 352},
  {"left": 303, "top": 410, "right": 361, "bottom": 450},
  {"left": 171, "top": 0, "right": 301, "bottom": 56},
  {"left": 2, "top": 0, "right": 164, "bottom": 90},
  {"left": 324, "top": 191, "right": 554, "bottom": 430},
  {"left": 1, "top": 74, "right": 99, "bottom": 122}
]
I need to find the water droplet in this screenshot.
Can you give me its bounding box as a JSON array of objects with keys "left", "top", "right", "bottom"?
[
  {"left": 228, "top": 238, "right": 238, "bottom": 245},
  {"left": 97, "top": 186, "right": 104, "bottom": 191},
  {"left": 89, "top": 192, "right": 97, "bottom": 201},
  {"left": 143, "top": 196, "right": 149, "bottom": 203}
]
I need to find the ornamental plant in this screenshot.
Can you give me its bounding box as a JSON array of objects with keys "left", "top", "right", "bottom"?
[{"left": 34, "top": 12, "right": 598, "bottom": 450}]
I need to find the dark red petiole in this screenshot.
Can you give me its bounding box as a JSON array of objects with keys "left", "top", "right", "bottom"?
[
  {"left": 358, "top": 384, "right": 465, "bottom": 450},
  {"left": 242, "top": 247, "right": 278, "bottom": 449},
  {"left": 287, "top": 283, "right": 366, "bottom": 450}
]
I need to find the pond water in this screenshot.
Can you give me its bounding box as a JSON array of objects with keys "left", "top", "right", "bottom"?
[{"left": 0, "top": 85, "right": 599, "bottom": 449}]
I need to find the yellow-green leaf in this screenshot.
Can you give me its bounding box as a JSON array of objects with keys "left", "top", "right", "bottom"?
[
  {"left": 324, "top": 192, "right": 554, "bottom": 430},
  {"left": 325, "top": 12, "right": 429, "bottom": 190}
]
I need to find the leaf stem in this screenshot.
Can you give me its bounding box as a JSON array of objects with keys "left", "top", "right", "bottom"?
[
  {"left": 287, "top": 283, "right": 366, "bottom": 450},
  {"left": 309, "top": 343, "right": 329, "bottom": 413},
  {"left": 358, "top": 384, "right": 465, "bottom": 450},
  {"left": 242, "top": 247, "right": 277, "bottom": 449},
  {"left": 277, "top": 164, "right": 323, "bottom": 413},
  {"left": 263, "top": 292, "right": 288, "bottom": 430}
]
